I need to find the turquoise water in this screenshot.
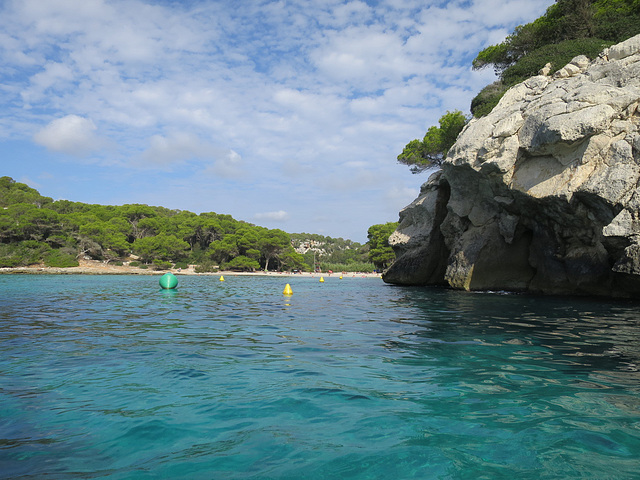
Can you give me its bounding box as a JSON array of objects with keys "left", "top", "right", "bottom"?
[{"left": 1, "top": 275, "right": 640, "bottom": 479}]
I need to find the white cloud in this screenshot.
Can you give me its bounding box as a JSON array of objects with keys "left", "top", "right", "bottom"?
[
  {"left": 1, "top": 0, "right": 555, "bottom": 240},
  {"left": 206, "top": 150, "right": 245, "bottom": 178},
  {"left": 137, "top": 132, "right": 245, "bottom": 178},
  {"left": 33, "top": 115, "right": 106, "bottom": 157},
  {"left": 139, "top": 132, "right": 210, "bottom": 166},
  {"left": 255, "top": 210, "right": 290, "bottom": 222},
  {"left": 311, "top": 26, "right": 409, "bottom": 89}
]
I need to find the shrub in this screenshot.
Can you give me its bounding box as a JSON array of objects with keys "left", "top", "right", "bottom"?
[
  {"left": 0, "top": 244, "right": 24, "bottom": 267},
  {"left": 152, "top": 259, "right": 172, "bottom": 270},
  {"left": 45, "top": 249, "right": 79, "bottom": 268},
  {"left": 224, "top": 256, "right": 261, "bottom": 272},
  {"left": 0, "top": 241, "right": 52, "bottom": 267},
  {"left": 471, "top": 81, "right": 508, "bottom": 118},
  {"left": 129, "top": 261, "right": 140, "bottom": 267},
  {"left": 501, "top": 38, "right": 612, "bottom": 86},
  {"left": 174, "top": 261, "right": 189, "bottom": 269}
]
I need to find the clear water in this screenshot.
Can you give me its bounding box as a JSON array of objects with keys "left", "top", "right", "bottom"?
[{"left": 1, "top": 274, "right": 640, "bottom": 479}]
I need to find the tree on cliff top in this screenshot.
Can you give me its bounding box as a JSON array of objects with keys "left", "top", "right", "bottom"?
[
  {"left": 397, "top": 110, "right": 467, "bottom": 173},
  {"left": 470, "top": 0, "right": 640, "bottom": 117}
]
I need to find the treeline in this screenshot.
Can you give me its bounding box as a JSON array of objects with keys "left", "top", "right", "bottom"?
[{"left": 0, "top": 176, "right": 388, "bottom": 272}]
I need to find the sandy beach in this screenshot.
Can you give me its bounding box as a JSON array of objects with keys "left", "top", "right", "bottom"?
[{"left": 0, "top": 259, "right": 383, "bottom": 278}]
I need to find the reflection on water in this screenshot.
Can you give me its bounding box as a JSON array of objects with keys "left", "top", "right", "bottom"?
[
  {"left": 389, "top": 287, "right": 640, "bottom": 382},
  {"left": 1, "top": 275, "right": 639, "bottom": 479}
]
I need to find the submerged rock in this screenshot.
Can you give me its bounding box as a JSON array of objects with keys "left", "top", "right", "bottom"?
[{"left": 384, "top": 34, "right": 640, "bottom": 298}]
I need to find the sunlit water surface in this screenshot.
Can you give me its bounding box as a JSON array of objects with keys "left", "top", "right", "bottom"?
[{"left": 1, "top": 274, "right": 640, "bottom": 479}]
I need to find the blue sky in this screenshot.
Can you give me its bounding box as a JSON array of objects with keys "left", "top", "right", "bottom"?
[{"left": 0, "top": 0, "right": 552, "bottom": 242}]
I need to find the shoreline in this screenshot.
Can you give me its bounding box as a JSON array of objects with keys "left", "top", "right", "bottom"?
[{"left": 0, "top": 260, "right": 382, "bottom": 278}]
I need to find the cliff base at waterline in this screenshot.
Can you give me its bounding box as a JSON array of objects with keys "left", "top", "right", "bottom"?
[{"left": 384, "top": 35, "right": 640, "bottom": 298}]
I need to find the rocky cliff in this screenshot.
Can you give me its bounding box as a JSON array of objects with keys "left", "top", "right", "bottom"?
[{"left": 383, "top": 34, "right": 640, "bottom": 298}]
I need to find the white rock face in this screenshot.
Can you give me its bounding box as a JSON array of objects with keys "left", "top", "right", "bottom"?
[{"left": 384, "top": 34, "right": 640, "bottom": 297}]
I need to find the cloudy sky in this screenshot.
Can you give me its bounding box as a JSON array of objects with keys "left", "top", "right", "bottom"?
[{"left": 0, "top": 0, "right": 552, "bottom": 242}]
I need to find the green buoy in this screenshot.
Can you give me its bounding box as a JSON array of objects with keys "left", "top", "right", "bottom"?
[{"left": 159, "top": 272, "right": 178, "bottom": 289}]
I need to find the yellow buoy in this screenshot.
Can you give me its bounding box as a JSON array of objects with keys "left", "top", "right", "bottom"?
[
  {"left": 283, "top": 284, "right": 293, "bottom": 295},
  {"left": 339, "top": 275, "right": 343, "bottom": 279},
  {"left": 319, "top": 277, "right": 325, "bottom": 283},
  {"left": 219, "top": 275, "right": 225, "bottom": 282}
]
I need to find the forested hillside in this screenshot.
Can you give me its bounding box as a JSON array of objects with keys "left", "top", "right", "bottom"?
[
  {"left": 0, "top": 176, "right": 378, "bottom": 272},
  {"left": 290, "top": 233, "right": 372, "bottom": 273}
]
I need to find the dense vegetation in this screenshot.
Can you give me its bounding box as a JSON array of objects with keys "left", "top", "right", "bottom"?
[
  {"left": 471, "top": 0, "right": 640, "bottom": 116},
  {"left": 366, "top": 222, "right": 398, "bottom": 270},
  {"left": 398, "top": 0, "right": 640, "bottom": 172},
  {"left": 0, "top": 176, "right": 383, "bottom": 272}
]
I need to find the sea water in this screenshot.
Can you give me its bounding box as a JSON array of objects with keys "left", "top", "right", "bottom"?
[{"left": 1, "top": 274, "right": 639, "bottom": 479}]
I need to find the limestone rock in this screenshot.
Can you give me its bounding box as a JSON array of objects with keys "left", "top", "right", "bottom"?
[
  {"left": 539, "top": 62, "right": 552, "bottom": 76},
  {"left": 384, "top": 34, "right": 640, "bottom": 298},
  {"left": 384, "top": 171, "right": 450, "bottom": 285},
  {"left": 609, "top": 35, "right": 640, "bottom": 60}
]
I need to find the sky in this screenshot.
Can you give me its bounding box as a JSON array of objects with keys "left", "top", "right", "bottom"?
[{"left": 0, "top": 0, "right": 553, "bottom": 243}]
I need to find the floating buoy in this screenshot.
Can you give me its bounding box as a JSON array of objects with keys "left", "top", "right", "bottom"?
[
  {"left": 159, "top": 272, "right": 178, "bottom": 289},
  {"left": 339, "top": 275, "right": 343, "bottom": 279},
  {"left": 319, "top": 277, "right": 324, "bottom": 283},
  {"left": 283, "top": 284, "right": 293, "bottom": 295},
  {"left": 219, "top": 275, "right": 225, "bottom": 282}
]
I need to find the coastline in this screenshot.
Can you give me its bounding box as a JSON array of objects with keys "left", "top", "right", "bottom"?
[{"left": 0, "top": 259, "right": 382, "bottom": 278}]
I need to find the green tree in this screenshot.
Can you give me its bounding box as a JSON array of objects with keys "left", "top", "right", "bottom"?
[
  {"left": 50, "top": 199, "right": 91, "bottom": 215},
  {"left": 0, "top": 176, "right": 371, "bottom": 272},
  {"left": 207, "top": 236, "right": 240, "bottom": 264},
  {"left": 472, "top": 0, "right": 599, "bottom": 75},
  {"left": 0, "top": 176, "right": 53, "bottom": 208},
  {"left": 367, "top": 222, "right": 398, "bottom": 270},
  {"left": 398, "top": 111, "right": 467, "bottom": 173},
  {"left": 2, "top": 203, "right": 60, "bottom": 241},
  {"left": 279, "top": 249, "right": 307, "bottom": 271},
  {"left": 133, "top": 233, "right": 189, "bottom": 263},
  {"left": 257, "top": 228, "right": 291, "bottom": 271},
  {"left": 119, "top": 204, "right": 158, "bottom": 241},
  {"left": 79, "top": 220, "right": 130, "bottom": 257},
  {"left": 169, "top": 211, "right": 221, "bottom": 251},
  {"left": 225, "top": 255, "right": 261, "bottom": 271},
  {"left": 197, "top": 215, "right": 222, "bottom": 248},
  {"left": 237, "top": 227, "right": 260, "bottom": 256},
  {"left": 0, "top": 240, "right": 52, "bottom": 267}
]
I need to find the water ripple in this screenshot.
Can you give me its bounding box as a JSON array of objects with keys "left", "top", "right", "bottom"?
[{"left": 1, "top": 275, "right": 640, "bottom": 478}]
